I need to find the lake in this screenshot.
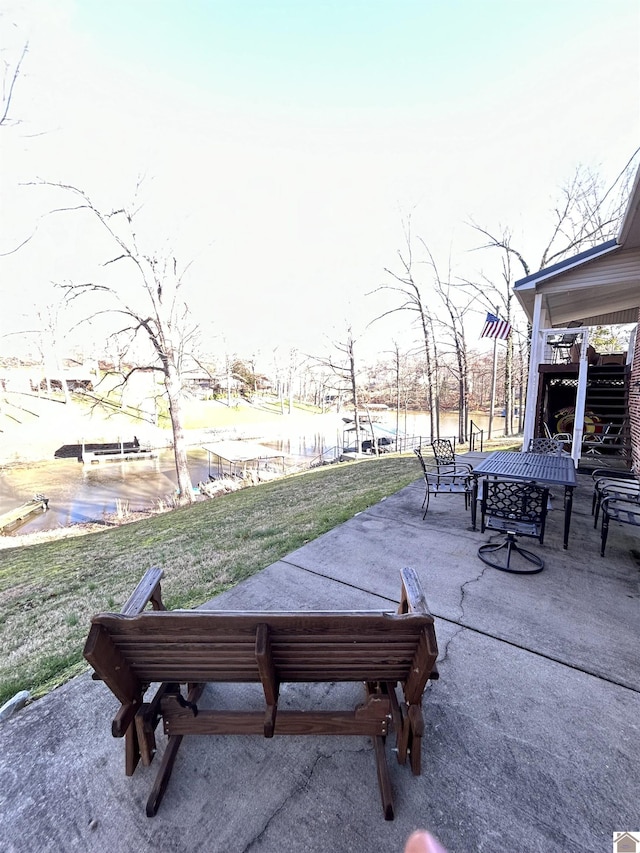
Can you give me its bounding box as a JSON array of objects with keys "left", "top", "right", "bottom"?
[{"left": 0, "top": 410, "right": 502, "bottom": 535}]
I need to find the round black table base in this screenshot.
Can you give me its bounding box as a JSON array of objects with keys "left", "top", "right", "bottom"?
[{"left": 477, "top": 537, "right": 544, "bottom": 574}]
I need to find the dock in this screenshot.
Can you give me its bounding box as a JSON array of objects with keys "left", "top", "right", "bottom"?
[
  {"left": 0, "top": 496, "right": 49, "bottom": 535},
  {"left": 82, "top": 449, "right": 158, "bottom": 465},
  {"left": 81, "top": 439, "right": 158, "bottom": 465}
]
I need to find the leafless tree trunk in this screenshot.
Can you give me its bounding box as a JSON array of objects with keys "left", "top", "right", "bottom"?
[
  {"left": 314, "top": 327, "right": 362, "bottom": 452},
  {"left": 369, "top": 216, "right": 438, "bottom": 439},
  {"left": 422, "top": 242, "right": 475, "bottom": 443},
  {"left": 34, "top": 180, "right": 198, "bottom": 504},
  {"left": 1, "top": 40, "right": 28, "bottom": 128}
]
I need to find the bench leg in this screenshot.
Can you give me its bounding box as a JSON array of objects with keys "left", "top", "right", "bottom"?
[
  {"left": 407, "top": 704, "right": 424, "bottom": 775},
  {"left": 125, "top": 721, "right": 141, "bottom": 777},
  {"left": 393, "top": 700, "right": 424, "bottom": 775},
  {"left": 145, "top": 682, "right": 205, "bottom": 816},
  {"left": 373, "top": 735, "right": 394, "bottom": 820},
  {"left": 146, "top": 734, "right": 183, "bottom": 817}
]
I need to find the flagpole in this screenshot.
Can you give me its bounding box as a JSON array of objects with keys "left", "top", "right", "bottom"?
[
  {"left": 487, "top": 304, "right": 501, "bottom": 440},
  {"left": 488, "top": 335, "right": 497, "bottom": 440}
]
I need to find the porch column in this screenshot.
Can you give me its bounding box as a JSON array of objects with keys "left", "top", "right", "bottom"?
[
  {"left": 571, "top": 331, "right": 589, "bottom": 467},
  {"left": 522, "top": 293, "right": 546, "bottom": 451}
]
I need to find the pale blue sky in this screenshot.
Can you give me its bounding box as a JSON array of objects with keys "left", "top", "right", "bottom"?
[{"left": 2, "top": 0, "right": 639, "bottom": 362}]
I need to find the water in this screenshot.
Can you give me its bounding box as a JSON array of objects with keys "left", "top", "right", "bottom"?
[
  {"left": 0, "top": 410, "right": 500, "bottom": 536},
  {"left": 0, "top": 449, "right": 212, "bottom": 534}
]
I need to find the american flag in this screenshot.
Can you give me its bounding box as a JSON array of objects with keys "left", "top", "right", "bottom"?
[{"left": 480, "top": 312, "right": 511, "bottom": 340}]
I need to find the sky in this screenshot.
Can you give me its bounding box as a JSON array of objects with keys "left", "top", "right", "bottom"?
[{"left": 1, "top": 0, "right": 639, "bottom": 369}]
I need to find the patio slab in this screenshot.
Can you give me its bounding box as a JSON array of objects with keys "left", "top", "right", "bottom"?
[{"left": 1, "top": 468, "right": 639, "bottom": 853}]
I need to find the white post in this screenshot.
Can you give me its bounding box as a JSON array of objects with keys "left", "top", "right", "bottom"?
[
  {"left": 572, "top": 330, "right": 589, "bottom": 466},
  {"left": 522, "top": 293, "right": 545, "bottom": 451}
]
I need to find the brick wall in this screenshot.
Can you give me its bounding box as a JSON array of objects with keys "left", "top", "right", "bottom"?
[{"left": 631, "top": 308, "right": 640, "bottom": 474}]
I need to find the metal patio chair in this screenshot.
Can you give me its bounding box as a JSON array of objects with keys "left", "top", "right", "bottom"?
[
  {"left": 414, "top": 447, "right": 472, "bottom": 519},
  {"left": 430, "top": 439, "right": 473, "bottom": 473},
  {"left": 527, "top": 437, "right": 568, "bottom": 457},
  {"left": 478, "top": 479, "right": 549, "bottom": 574},
  {"left": 591, "top": 469, "right": 640, "bottom": 528},
  {"left": 600, "top": 494, "right": 640, "bottom": 557}
]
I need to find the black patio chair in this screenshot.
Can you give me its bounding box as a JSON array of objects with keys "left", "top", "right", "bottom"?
[
  {"left": 527, "top": 437, "right": 571, "bottom": 458},
  {"left": 600, "top": 494, "right": 640, "bottom": 556},
  {"left": 592, "top": 469, "right": 639, "bottom": 528},
  {"left": 414, "top": 447, "right": 472, "bottom": 519},
  {"left": 478, "top": 479, "right": 549, "bottom": 574},
  {"left": 430, "top": 439, "right": 473, "bottom": 474}
]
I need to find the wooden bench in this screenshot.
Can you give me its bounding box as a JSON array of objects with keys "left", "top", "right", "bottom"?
[{"left": 83, "top": 567, "right": 439, "bottom": 819}]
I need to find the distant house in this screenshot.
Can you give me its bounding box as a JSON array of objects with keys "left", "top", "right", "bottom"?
[{"left": 515, "top": 164, "right": 640, "bottom": 472}]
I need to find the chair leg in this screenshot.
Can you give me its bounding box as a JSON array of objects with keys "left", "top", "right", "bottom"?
[
  {"left": 422, "top": 488, "right": 430, "bottom": 519},
  {"left": 146, "top": 734, "right": 184, "bottom": 817},
  {"left": 601, "top": 513, "right": 610, "bottom": 557},
  {"left": 125, "top": 720, "right": 141, "bottom": 777},
  {"left": 372, "top": 735, "right": 394, "bottom": 820}
]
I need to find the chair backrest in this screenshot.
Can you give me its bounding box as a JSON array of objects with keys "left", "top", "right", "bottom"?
[
  {"left": 414, "top": 447, "right": 428, "bottom": 474},
  {"left": 431, "top": 439, "right": 456, "bottom": 466},
  {"left": 85, "top": 610, "right": 437, "bottom": 704},
  {"left": 527, "top": 437, "right": 563, "bottom": 456},
  {"left": 480, "top": 479, "right": 549, "bottom": 543}
]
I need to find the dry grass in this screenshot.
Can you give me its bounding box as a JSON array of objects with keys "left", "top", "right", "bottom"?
[{"left": 0, "top": 454, "right": 419, "bottom": 704}]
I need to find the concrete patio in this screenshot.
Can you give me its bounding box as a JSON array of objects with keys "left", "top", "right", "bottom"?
[{"left": 1, "top": 460, "right": 639, "bottom": 853}]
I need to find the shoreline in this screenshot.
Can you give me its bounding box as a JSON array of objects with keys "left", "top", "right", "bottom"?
[{"left": 0, "top": 508, "right": 160, "bottom": 550}]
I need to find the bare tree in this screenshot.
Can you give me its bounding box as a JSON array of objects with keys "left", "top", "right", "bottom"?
[
  {"left": 1, "top": 36, "right": 28, "bottom": 128},
  {"left": 420, "top": 243, "right": 478, "bottom": 443},
  {"left": 465, "top": 152, "right": 640, "bottom": 437},
  {"left": 369, "top": 216, "right": 440, "bottom": 440},
  {"left": 35, "top": 180, "right": 199, "bottom": 504},
  {"left": 314, "top": 327, "right": 363, "bottom": 452},
  {"left": 459, "top": 247, "right": 519, "bottom": 435}
]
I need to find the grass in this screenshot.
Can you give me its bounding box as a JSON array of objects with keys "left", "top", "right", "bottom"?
[{"left": 0, "top": 453, "right": 419, "bottom": 705}]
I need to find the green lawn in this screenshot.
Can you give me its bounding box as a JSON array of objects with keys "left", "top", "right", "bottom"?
[{"left": 0, "top": 454, "right": 419, "bottom": 705}]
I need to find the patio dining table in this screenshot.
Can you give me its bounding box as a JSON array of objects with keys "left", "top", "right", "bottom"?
[{"left": 471, "top": 450, "right": 577, "bottom": 549}]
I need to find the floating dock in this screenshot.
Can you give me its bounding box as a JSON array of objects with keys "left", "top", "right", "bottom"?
[
  {"left": 0, "top": 496, "right": 49, "bottom": 535},
  {"left": 82, "top": 448, "right": 159, "bottom": 465},
  {"left": 80, "top": 439, "right": 158, "bottom": 465}
]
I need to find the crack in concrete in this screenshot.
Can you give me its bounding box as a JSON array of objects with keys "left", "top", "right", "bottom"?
[
  {"left": 240, "top": 745, "right": 371, "bottom": 852},
  {"left": 437, "top": 554, "right": 493, "bottom": 669}
]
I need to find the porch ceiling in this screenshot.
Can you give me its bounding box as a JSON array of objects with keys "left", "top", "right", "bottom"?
[{"left": 540, "top": 277, "right": 638, "bottom": 328}]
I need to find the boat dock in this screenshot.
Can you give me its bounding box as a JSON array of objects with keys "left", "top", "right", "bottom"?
[
  {"left": 0, "top": 496, "right": 49, "bottom": 535},
  {"left": 81, "top": 439, "right": 158, "bottom": 465}
]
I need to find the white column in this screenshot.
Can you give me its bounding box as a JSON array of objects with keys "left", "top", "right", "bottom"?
[
  {"left": 522, "top": 294, "right": 546, "bottom": 451},
  {"left": 572, "top": 330, "right": 589, "bottom": 466}
]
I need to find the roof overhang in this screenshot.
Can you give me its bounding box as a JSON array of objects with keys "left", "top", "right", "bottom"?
[
  {"left": 514, "top": 241, "right": 640, "bottom": 327},
  {"left": 514, "top": 164, "right": 640, "bottom": 328}
]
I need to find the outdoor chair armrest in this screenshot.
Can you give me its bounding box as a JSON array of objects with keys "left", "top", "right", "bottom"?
[
  {"left": 432, "top": 462, "right": 473, "bottom": 476},
  {"left": 120, "top": 567, "right": 166, "bottom": 615},
  {"left": 432, "top": 471, "right": 471, "bottom": 484},
  {"left": 592, "top": 468, "right": 637, "bottom": 483},
  {"left": 601, "top": 494, "right": 640, "bottom": 510},
  {"left": 399, "top": 567, "right": 432, "bottom": 615}
]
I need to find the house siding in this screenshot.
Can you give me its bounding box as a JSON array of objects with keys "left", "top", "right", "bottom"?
[{"left": 631, "top": 307, "right": 640, "bottom": 475}]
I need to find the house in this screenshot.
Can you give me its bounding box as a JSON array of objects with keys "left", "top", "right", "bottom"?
[{"left": 514, "top": 166, "right": 640, "bottom": 472}]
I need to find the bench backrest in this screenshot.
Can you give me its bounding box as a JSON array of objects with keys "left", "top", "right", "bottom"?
[{"left": 85, "top": 610, "right": 437, "bottom": 705}]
